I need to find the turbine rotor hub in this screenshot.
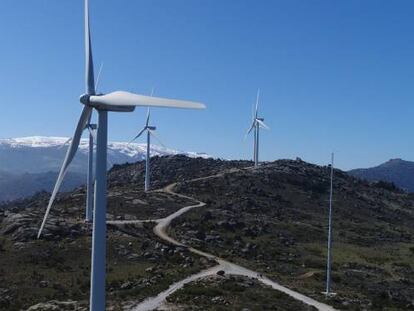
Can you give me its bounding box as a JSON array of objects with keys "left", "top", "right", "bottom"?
[{"left": 80, "top": 94, "right": 91, "bottom": 105}]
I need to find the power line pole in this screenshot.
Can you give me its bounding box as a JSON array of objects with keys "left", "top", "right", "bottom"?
[{"left": 325, "top": 152, "right": 335, "bottom": 297}]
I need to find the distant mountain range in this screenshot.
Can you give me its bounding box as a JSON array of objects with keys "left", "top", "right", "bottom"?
[
  {"left": 0, "top": 136, "right": 209, "bottom": 201},
  {"left": 348, "top": 158, "right": 414, "bottom": 192},
  {"left": 2, "top": 136, "right": 412, "bottom": 200}
]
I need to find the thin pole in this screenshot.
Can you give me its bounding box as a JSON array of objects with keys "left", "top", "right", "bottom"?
[
  {"left": 86, "top": 130, "right": 94, "bottom": 222},
  {"left": 145, "top": 130, "right": 150, "bottom": 192},
  {"left": 325, "top": 152, "right": 334, "bottom": 296},
  {"left": 253, "top": 125, "right": 257, "bottom": 167},
  {"left": 90, "top": 110, "right": 107, "bottom": 311},
  {"left": 255, "top": 123, "right": 260, "bottom": 166}
]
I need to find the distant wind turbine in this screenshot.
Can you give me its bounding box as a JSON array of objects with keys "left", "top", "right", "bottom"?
[
  {"left": 246, "top": 89, "right": 269, "bottom": 167},
  {"left": 36, "top": 1, "right": 206, "bottom": 310},
  {"left": 129, "top": 107, "right": 165, "bottom": 192}
]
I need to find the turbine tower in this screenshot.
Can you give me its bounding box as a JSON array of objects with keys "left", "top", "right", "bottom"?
[
  {"left": 37, "top": 1, "right": 206, "bottom": 310},
  {"left": 129, "top": 108, "right": 164, "bottom": 192},
  {"left": 85, "top": 121, "right": 97, "bottom": 222},
  {"left": 84, "top": 63, "right": 103, "bottom": 223},
  {"left": 246, "top": 89, "right": 269, "bottom": 167}
]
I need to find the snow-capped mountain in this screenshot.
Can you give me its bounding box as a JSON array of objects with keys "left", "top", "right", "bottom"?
[
  {"left": 0, "top": 136, "right": 209, "bottom": 174},
  {"left": 0, "top": 136, "right": 209, "bottom": 201}
]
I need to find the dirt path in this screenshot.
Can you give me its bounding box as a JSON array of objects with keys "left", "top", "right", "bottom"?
[{"left": 119, "top": 167, "right": 337, "bottom": 311}]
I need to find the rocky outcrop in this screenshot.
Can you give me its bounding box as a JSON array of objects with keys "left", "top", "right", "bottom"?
[{"left": 26, "top": 300, "right": 85, "bottom": 311}]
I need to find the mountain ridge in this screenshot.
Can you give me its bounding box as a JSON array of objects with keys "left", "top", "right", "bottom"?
[
  {"left": 348, "top": 158, "right": 414, "bottom": 192},
  {"left": 0, "top": 136, "right": 210, "bottom": 201}
]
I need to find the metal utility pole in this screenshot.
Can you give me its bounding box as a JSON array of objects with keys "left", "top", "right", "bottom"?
[
  {"left": 145, "top": 129, "right": 151, "bottom": 192},
  {"left": 325, "top": 152, "right": 335, "bottom": 297}
]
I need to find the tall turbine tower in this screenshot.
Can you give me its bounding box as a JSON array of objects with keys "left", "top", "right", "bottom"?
[
  {"left": 129, "top": 108, "right": 164, "bottom": 192},
  {"left": 37, "top": 1, "right": 206, "bottom": 310},
  {"left": 246, "top": 89, "right": 269, "bottom": 167}
]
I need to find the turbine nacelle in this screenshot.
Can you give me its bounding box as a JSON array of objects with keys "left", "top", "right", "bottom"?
[{"left": 79, "top": 93, "right": 135, "bottom": 112}]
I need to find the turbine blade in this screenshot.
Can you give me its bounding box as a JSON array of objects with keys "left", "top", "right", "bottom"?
[
  {"left": 146, "top": 108, "right": 150, "bottom": 127},
  {"left": 149, "top": 130, "right": 166, "bottom": 149},
  {"left": 87, "top": 124, "right": 97, "bottom": 141},
  {"left": 257, "top": 119, "right": 270, "bottom": 130},
  {"left": 57, "top": 137, "right": 72, "bottom": 150},
  {"left": 251, "top": 101, "right": 255, "bottom": 123},
  {"left": 85, "top": 0, "right": 95, "bottom": 95},
  {"left": 244, "top": 121, "right": 255, "bottom": 140},
  {"left": 255, "top": 88, "right": 260, "bottom": 119},
  {"left": 107, "top": 156, "right": 114, "bottom": 168},
  {"left": 95, "top": 62, "right": 104, "bottom": 93},
  {"left": 128, "top": 128, "right": 147, "bottom": 144},
  {"left": 247, "top": 120, "right": 256, "bottom": 134},
  {"left": 89, "top": 91, "right": 206, "bottom": 110},
  {"left": 145, "top": 88, "right": 154, "bottom": 127},
  {"left": 38, "top": 106, "right": 93, "bottom": 238}
]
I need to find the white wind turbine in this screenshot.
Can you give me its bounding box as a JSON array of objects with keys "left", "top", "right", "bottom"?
[
  {"left": 37, "top": 1, "right": 206, "bottom": 310},
  {"left": 129, "top": 108, "right": 165, "bottom": 192},
  {"left": 246, "top": 89, "right": 269, "bottom": 167}
]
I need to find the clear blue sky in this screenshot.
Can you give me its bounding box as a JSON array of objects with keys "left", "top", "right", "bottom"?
[{"left": 0, "top": 0, "right": 413, "bottom": 170}]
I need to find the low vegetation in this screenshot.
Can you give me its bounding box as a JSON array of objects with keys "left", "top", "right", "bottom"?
[{"left": 167, "top": 275, "right": 317, "bottom": 310}]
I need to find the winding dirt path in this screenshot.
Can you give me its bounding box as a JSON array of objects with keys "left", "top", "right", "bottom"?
[{"left": 118, "top": 168, "right": 337, "bottom": 311}]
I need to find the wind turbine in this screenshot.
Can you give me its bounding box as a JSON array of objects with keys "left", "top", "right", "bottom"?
[
  {"left": 37, "top": 1, "right": 205, "bottom": 310},
  {"left": 129, "top": 108, "right": 164, "bottom": 192},
  {"left": 246, "top": 89, "right": 269, "bottom": 167}
]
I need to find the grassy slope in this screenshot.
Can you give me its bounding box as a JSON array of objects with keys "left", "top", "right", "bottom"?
[{"left": 166, "top": 275, "right": 317, "bottom": 311}]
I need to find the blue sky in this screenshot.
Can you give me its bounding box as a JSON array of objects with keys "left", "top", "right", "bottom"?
[{"left": 0, "top": 0, "right": 414, "bottom": 170}]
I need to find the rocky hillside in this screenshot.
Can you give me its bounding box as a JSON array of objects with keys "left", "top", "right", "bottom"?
[
  {"left": 109, "top": 155, "right": 251, "bottom": 189},
  {"left": 348, "top": 158, "right": 414, "bottom": 192},
  {"left": 0, "top": 156, "right": 413, "bottom": 310},
  {"left": 170, "top": 159, "right": 414, "bottom": 310}
]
